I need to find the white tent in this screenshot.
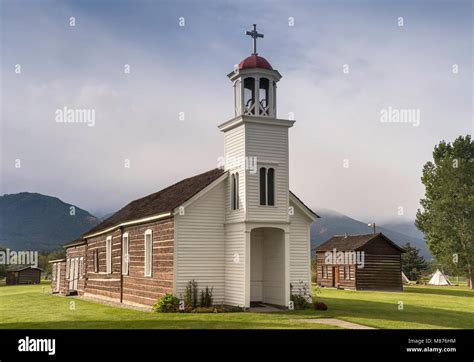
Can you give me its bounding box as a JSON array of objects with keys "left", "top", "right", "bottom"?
[
  {"left": 428, "top": 269, "right": 451, "bottom": 286},
  {"left": 402, "top": 272, "right": 410, "bottom": 284}
]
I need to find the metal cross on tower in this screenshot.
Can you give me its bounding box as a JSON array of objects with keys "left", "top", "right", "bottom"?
[{"left": 246, "top": 24, "right": 264, "bottom": 55}]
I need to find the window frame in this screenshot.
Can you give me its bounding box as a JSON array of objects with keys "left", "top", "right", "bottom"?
[
  {"left": 231, "top": 172, "right": 240, "bottom": 210},
  {"left": 65, "top": 258, "right": 70, "bottom": 281},
  {"left": 259, "top": 167, "right": 267, "bottom": 205},
  {"left": 122, "top": 233, "right": 129, "bottom": 275},
  {"left": 322, "top": 265, "right": 328, "bottom": 279},
  {"left": 259, "top": 166, "right": 276, "bottom": 206},
  {"left": 144, "top": 229, "right": 153, "bottom": 277},
  {"left": 106, "top": 236, "right": 112, "bottom": 274},
  {"left": 267, "top": 168, "right": 275, "bottom": 206},
  {"left": 93, "top": 249, "right": 99, "bottom": 273},
  {"left": 79, "top": 257, "right": 84, "bottom": 279}
]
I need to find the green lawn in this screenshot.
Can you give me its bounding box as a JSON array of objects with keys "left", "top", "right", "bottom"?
[
  {"left": 0, "top": 282, "right": 472, "bottom": 329},
  {"left": 314, "top": 285, "right": 474, "bottom": 329}
]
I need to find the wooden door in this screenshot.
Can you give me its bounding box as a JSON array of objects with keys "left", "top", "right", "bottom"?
[{"left": 332, "top": 266, "right": 340, "bottom": 287}]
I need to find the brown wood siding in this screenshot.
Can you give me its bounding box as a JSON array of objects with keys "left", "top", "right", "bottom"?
[
  {"left": 356, "top": 254, "right": 402, "bottom": 291},
  {"left": 84, "top": 218, "right": 174, "bottom": 306},
  {"left": 359, "top": 236, "right": 401, "bottom": 255},
  {"left": 7, "top": 268, "right": 41, "bottom": 285},
  {"left": 85, "top": 229, "right": 122, "bottom": 301},
  {"left": 316, "top": 233, "right": 403, "bottom": 291},
  {"left": 315, "top": 252, "right": 356, "bottom": 289}
]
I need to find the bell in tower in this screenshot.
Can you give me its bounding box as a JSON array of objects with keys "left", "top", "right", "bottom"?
[{"left": 227, "top": 24, "right": 282, "bottom": 118}]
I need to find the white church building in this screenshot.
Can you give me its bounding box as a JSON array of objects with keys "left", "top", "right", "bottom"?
[{"left": 53, "top": 25, "right": 318, "bottom": 309}]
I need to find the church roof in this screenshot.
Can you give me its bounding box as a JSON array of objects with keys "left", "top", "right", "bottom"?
[
  {"left": 315, "top": 233, "right": 405, "bottom": 252},
  {"left": 239, "top": 54, "right": 273, "bottom": 70},
  {"left": 81, "top": 167, "right": 318, "bottom": 239},
  {"left": 83, "top": 168, "right": 225, "bottom": 237}
]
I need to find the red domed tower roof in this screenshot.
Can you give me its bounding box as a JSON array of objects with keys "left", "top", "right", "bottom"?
[{"left": 239, "top": 54, "right": 273, "bottom": 70}]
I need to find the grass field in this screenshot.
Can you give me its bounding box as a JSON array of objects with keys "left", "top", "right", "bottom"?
[{"left": 0, "top": 282, "right": 472, "bottom": 329}]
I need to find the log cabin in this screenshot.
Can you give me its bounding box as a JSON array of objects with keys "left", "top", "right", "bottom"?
[
  {"left": 315, "top": 233, "right": 405, "bottom": 291},
  {"left": 6, "top": 265, "right": 42, "bottom": 285},
  {"left": 50, "top": 33, "right": 319, "bottom": 309}
]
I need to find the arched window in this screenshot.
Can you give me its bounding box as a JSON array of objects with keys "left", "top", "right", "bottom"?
[
  {"left": 267, "top": 168, "right": 275, "bottom": 205},
  {"left": 231, "top": 173, "right": 240, "bottom": 210},
  {"left": 259, "top": 78, "right": 269, "bottom": 116},
  {"left": 243, "top": 77, "right": 255, "bottom": 115},
  {"left": 259, "top": 167, "right": 275, "bottom": 206}
]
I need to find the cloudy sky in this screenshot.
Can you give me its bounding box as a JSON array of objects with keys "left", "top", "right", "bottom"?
[{"left": 1, "top": 0, "right": 472, "bottom": 222}]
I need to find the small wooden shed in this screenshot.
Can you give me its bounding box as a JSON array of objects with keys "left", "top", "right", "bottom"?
[
  {"left": 6, "top": 264, "right": 43, "bottom": 285},
  {"left": 315, "top": 233, "right": 405, "bottom": 291}
]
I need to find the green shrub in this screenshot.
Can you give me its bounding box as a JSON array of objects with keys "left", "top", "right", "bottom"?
[
  {"left": 184, "top": 280, "right": 199, "bottom": 308},
  {"left": 200, "top": 286, "right": 213, "bottom": 307},
  {"left": 153, "top": 294, "right": 180, "bottom": 313},
  {"left": 290, "top": 293, "right": 311, "bottom": 310},
  {"left": 290, "top": 281, "right": 312, "bottom": 310}
]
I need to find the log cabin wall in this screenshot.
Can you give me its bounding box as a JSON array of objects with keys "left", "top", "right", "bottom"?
[
  {"left": 20, "top": 269, "right": 41, "bottom": 284},
  {"left": 315, "top": 252, "right": 356, "bottom": 289},
  {"left": 7, "top": 268, "right": 41, "bottom": 285},
  {"left": 356, "top": 236, "right": 403, "bottom": 291},
  {"left": 121, "top": 219, "right": 174, "bottom": 306},
  {"left": 84, "top": 218, "right": 174, "bottom": 307},
  {"left": 84, "top": 229, "right": 122, "bottom": 302},
  {"left": 65, "top": 244, "right": 86, "bottom": 295},
  {"left": 355, "top": 254, "right": 402, "bottom": 291}
]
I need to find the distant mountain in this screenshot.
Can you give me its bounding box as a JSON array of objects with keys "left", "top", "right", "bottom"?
[
  {"left": 0, "top": 192, "right": 431, "bottom": 258},
  {"left": 311, "top": 208, "right": 431, "bottom": 259},
  {"left": 380, "top": 220, "right": 425, "bottom": 240},
  {"left": 0, "top": 192, "right": 100, "bottom": 251}
]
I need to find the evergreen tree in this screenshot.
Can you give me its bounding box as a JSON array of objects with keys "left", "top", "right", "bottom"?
[{"left": 401, "top": 242, "right": 428, "bottom": 281}]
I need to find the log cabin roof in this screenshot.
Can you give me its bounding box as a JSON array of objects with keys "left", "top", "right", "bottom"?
[
  {"left": 315, "top": 233, "right": 405, "bottom": 253},
  {"left": 6, "top": 264, "right": 43, "bottom": 272},
  {"left": 63, "top": 239, "right": 86, "bottom": 248},
  {"left": 83, "top": 168, "right": 226, "bottom": 237}
]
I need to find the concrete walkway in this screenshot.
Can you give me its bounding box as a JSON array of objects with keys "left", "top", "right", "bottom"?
[{"left": 297, "top": 318, "right": 376, "bottom": 329}]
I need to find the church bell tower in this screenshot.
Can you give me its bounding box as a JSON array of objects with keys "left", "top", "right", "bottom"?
[
  {"left": 228, "top": 24, "right": 282, "bottom": 118},
  {"left": 219, "top": 24, "right": 294, "bottom": 223}
]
